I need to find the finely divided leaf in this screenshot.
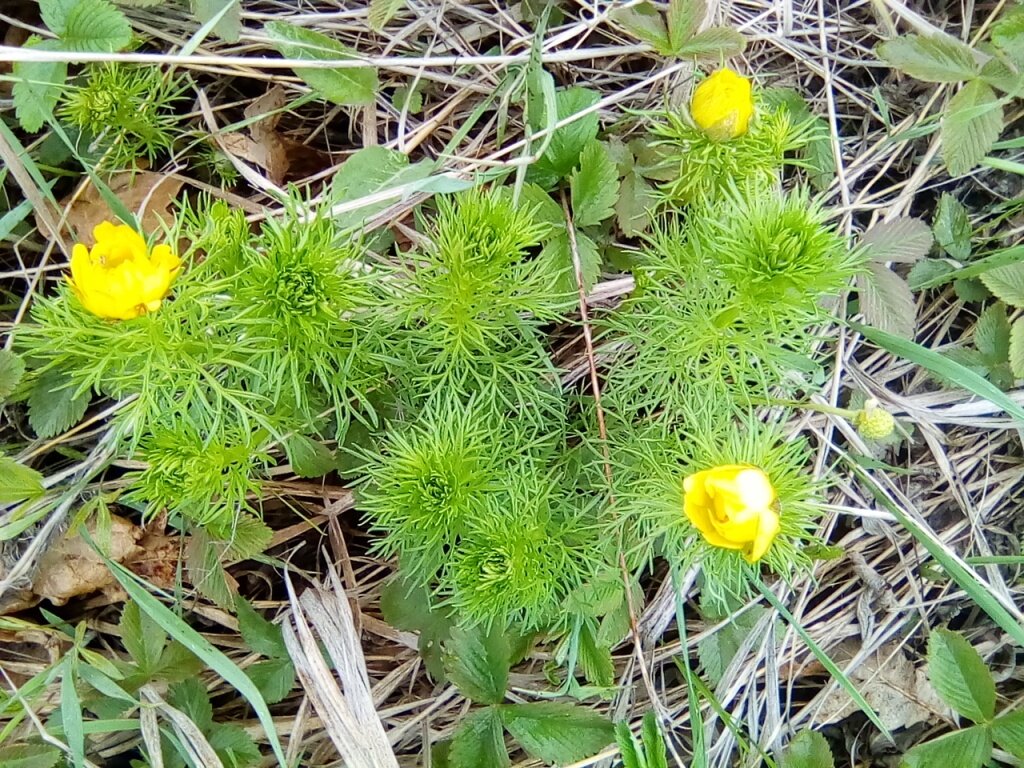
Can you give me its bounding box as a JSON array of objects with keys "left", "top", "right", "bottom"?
[
  {"left": 980, "top": 262, "right": 1024, "bottom": 307},
  {"left": 571, "top": 140, "right": 619, "bottom": 227},
  {"left": 28, "top": 369, "right": 90, "bottom": 439},
  {"left": 443, "top": 625, "right": 510, "bottom": 705},
  {"left": 876, "top": 35, "right": 980, "bottom": 82},
  {"left": 0, "top": 456, "right": 45, "bottom": 504},
  {"left": 942, "top": 80, "right": 1002, "bottom": 176},
  {"left": 781, "top": 730, "right": 835, "bottom": 768},
  {"left": 449, "top": 708, "right": 510, "bottom": 768},
  {"left": 927, "top": 629, "right": 995, "bottom": 723},
  {"left": 500, "top": 702, "right": 614, "bottom": 763},
  {"left": 264, "top": 21, "right": 379, "bottom": 106},
  {"left": 857, "top": 265, "right": 918, "bottom": 339},
  {"left": 900, "top": 725, "right": 991, "bottom": 768},
  {"left": 859, "top": 217, "right": 933, "bottom": 263}
]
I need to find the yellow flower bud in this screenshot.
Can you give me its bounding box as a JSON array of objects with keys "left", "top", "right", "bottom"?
[
  {"left": 68, "top": 222, "right": 182, "bottom": 320},
  {"left": 853, "top": 399, "right": 896, "bottom": 441},
  {"left": 683, "top": 464, "right": 780, "bottom": 563},
  {"left": 690, "top": 68, "right": 755, "bottom": 141}
]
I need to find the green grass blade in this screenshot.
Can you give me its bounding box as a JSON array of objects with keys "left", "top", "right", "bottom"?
[
  {"left": 105, "top": 560, "right": 289, "bottom": 767},
  {"left": 850, "top": 322, "right": 1024, "bottom": 423},
  {"left": 754, "top": 580, "right": 895, "bottom": 744},
  {"left": 60, "top": 657, "right": 85, "bottom": 768}
]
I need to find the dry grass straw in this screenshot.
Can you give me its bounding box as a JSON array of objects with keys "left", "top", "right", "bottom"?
[{"left": 1, "top": 0, "right": 1023, "bottom": 766}]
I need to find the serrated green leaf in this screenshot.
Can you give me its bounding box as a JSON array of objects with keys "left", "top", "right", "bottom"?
[
  {"left": 28, "top": 369, "right": 90, "bottom": 439},
  {"left": 530, "top": 87, "right": 601, "bottom": 184},
  {"left": 235, "top": 596, "right": 287, "bottom": 658},
  {"left": 928, "top": 629, "right": 995, "bottom": 723},
  {"left": 616, "top": 169, "right": 655, "bottom": 236},
  {"left": 330, "top": 145, "right": 434, "bottom": 230},
  {"left": 0, "top": 456, "right": 45, "bottom": 504},
  {"left": 782, "top": 730, "right": 835, "bottom": 768},
  {"left": 246, "top": 657, "right": 296, "bottom": 705},
  {"left": 876, "top": 35, "right": 980, "bottom": 82},
  {"left": 186, "top": 531, "right": 235, "bottom": 610},
  {"left": 956, "top": 277, "right": 991, "bottom": 302},
  {"left": 119, "top": 601, "right": 166, "bottom": 675},
  {"left": 611, "top": 2, "right": 670, "bottom": 53},
  {"left": 696, "top": 606, "right": 766, "bottom": 686},
  {"left": 980, "top": 262, "right": 1024, "bottom": 307},
  {"left": 673, "top": 26, "right": 746, "bottom": 60},
  {"left": 667, "top": 0, "right": 705, "bottom": 50},
  {"left": 615, "top": 721, "right": 643, "bottom": 768},
  {"left": 168, "top": 677, "right": 214, "bottom": 730},
  {"left": 933, "top": 193, "right": 972, "bottom": 260},
  {"left": 500, "top": 701, "right": 614, "bottom": 763},
  {"left": 571, "top": 140, "right": 619, "bottom": 227},
  {"left": 284, "top": 433, "right": 335, "bottom": 478},
  {"left": 942, "top": 80, "right": 1003, "bottom": 176},
  {"left": 0, "top": 744, "right": 62, "bottom": 768},
  {"left": 802, "top": 119, "right": 836, "bottom": 192},
  {"left": 991, "top": 6, "right": 1024, "bottom": 70},
  {"left": 900, "top": 724, "right": 991, "bottom": 768},
  {"left": 908, "top": 259, "right": 955, "bottom": 290},
  {"left": 449, "top": 708, "right": 509, "bottom": 768},
  {"left": 857, "top": 264, "right": 918, "bottom": 339},
  {"left": 1010, "top": 317, "right": 1024, "bottom": 380},
  {"left": 577, "top": 623, "right": 614, "bottom": 687},
  {"left": 992, "top": 709, "right": 1024, "bottom": 757},
  {"left": 516, "top": 183, "right": 564, "bottom": 232},
  {"left": 13, "top": 38, "right": 67, "bottom": 133},
  {"left": 191, "top": 0, "right": 241, "bottom": 42},
  {"left": 0, "top": 350, "right": 26, "bottom": 402},
  {"left": 222, "top": 513, "right": 273, "bottom": 561},
  {"left": 264, "top": 21, "right": 378, "bottom": 106},
  {"left": 369, "top": 0, "right": 404, "bottom": 31},
  {"left": 207, "top": 723, "right": 261, "bottom": 766},
  {"left": 40, "top": 0, "right": 78, "bottom": 33},
  {"left": 974, "top": 302, "right": 1010, "bottom": 362},
  {"left": 60, "top": 0, "right": 132, "bottom": 52},
  {"left": 443, "top": 625, "right": 510, "bottom": 704},
  {"left": 860, "top": 217, "right": 934, "bottom": 263}
]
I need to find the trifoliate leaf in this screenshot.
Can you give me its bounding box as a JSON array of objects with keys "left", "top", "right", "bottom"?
[
  {"left": 369, "top": 0, "right": 404, "bottom": 31},
  {"left": 876, "top": 35, "right": 980, "bottom": 82},
  {"left": 673, "top": 26, "right": 746, "bottom": 60},
  {"left": 941, "top": 80, "right": 1002, "bottom": 177},
  {"left": 666, "top": 0, "right": 705, "bottom": 51},
  {"left": 530, "top": 87, "right": 601, "bottom": 184},
  {"left": 571, "top": 140, "right": 619, "bottom": 228},
  {"left": 246, "top": 658, "right": 296, "bottom": 705},
  {"left": 616, "top": 169, "right": 655, "bottom": 236},
  {"left": 992, "top": 709, "right": 1024, "bottom": 758},
  {"left": 974, "top": 302, "right": 1010, "bottom": 363},
  {"left": 500, "top": 702, "right": 614, "bottom": 763},
  {"left": 933, "top": 193, "right": 972, "bottom": 260},
  {"left": 235, "top": 596, "right": 287, "bottom": 658},
  {"left": 191, "top": 0, "right": 241, "bottom": 43},
  {"left": 0, "top": 744, "right": 62, "bottom": 768},
  {"left": 443, "top": 625, "right": 510, "bottom": 705},
  {"left": 264, "top": 21, "right": 379, "bottom": 106},
  {"left": 781, "top": 730, "right": 835, "bottom": 768},
  {"left": 927, "top": 629, "right": 995, "bottom": 723},
  {"left": 859, "top": 217, "right": 933, "bottom": 263},
  {"left": 12, "top": 38, "right": 67, "bottom": 133},
  {"left": 900, "top": 725, "right": 991, "bottom": 768},
  {"left": 449, "top": 708, "right": 509, "bottom": 768},
  {"left": 28, "top": 369, "right": 90, "bottom": 439},
  {"left": 611, "top": 2, "right": 670, "bottom": 54},
  {"left": 60, "top": 0, "right": 132, "bottom": 52},
  {"left": 0, "top": 350, "right": 26, "bottom": 402},
  {"left": 1010, "top": 317, "right": 1024, "bottom": 380},
  {"left": 857, "top": 264, "right": 918, "bottom": 339},
  {"left": 283, "top": 433, "right": 335, "bottom": 478},
  {"left": 0, "top": 456, "right": 45, "bottom": 504},
  {"left": 980, "top": 262, "right": 1024, "bottom": 307}
]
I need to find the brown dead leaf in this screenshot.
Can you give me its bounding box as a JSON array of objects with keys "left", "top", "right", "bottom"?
[
  {"left": 31, "top": 515, "right": 142, "bottom": 606},
  {"left": 815, "top": 640, "right": 951, "bottom": 731},
  {"left": 43, "top": 170, "right": 184, "bottom": 246}
]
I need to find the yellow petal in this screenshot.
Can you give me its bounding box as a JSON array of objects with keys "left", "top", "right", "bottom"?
[{"left": 744, "top": 506, "right": 780, "bottom": 563}]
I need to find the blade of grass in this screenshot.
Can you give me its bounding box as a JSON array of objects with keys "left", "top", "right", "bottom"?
[
  {"left": 60, "top": 657, "right": 85, "bottom": 768},
  {"left": 104, "top": 558, "right": 289, "bottom": 767},
  {"left": 754, "top": 580, "right": 894, "bottom": 744},
  {"left": 850, "top": 322, "right": 1024, "bottom": 423}
]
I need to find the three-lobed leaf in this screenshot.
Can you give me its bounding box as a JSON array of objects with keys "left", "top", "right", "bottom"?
[
  {"left": 264, "top": 21, "right": 379, "bottom": 106},
  {"left": 876, "top": 35, "right": 980, "bottom": 82},
  {"left": 530, "top": 87, "right": 601, "bottom": 184},
  {"left": 443, "top": 625, "right": 510, "bottom": 705},
  {"left": 571, "top": 140, "right": 619, "bottom": 228},
  {"left": 927, "top": 628, "right": 995, "bottom": 723},
  {"left": 941, "top": 80, "right": 1003, "bottom": 176},
  {"left": 500, "top": 701, "right": 614, "bottom": 764}
]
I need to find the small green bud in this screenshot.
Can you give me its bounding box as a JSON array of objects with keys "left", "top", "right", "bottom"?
[{"left": 854, "top": 399, "right": 895, "bottom": 440}]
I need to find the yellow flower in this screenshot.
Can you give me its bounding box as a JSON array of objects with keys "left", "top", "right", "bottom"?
[
  {"left": 68, "top": 222, "right": 181, "bottom": 320},
  {"left": 690, "top": 68, "right": 755, "bottom": 140},
  {"left": 853, "top": 398, "right": 896, "bottom": 441},
  {"left": 683, "top": 464, "right": 780, "bottom": 563}
]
